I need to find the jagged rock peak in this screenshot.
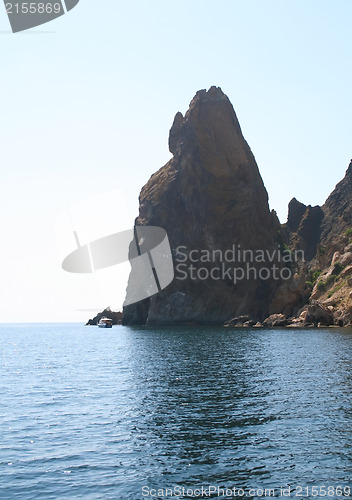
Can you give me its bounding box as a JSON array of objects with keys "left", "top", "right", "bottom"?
[
  {"left": 347, "top": 159, "right": 352, "bottom": 176},
  {"left": 188, "top": 85, "right": 229, "bottom": 107},
  {"left": 287, "top": 197, "right": 307, "bottom": 232},
  {"left": 327, "top": 159, "right": 352, "bottom": 200},
  {"left": 168, "top": 86, "right": 244, "bottom": 159},
  {"left": 320, "top": 159, "right": 352, "bottom": 245},
  {"left": 168, "top": 111, "right": 184, "bottom": 155}
]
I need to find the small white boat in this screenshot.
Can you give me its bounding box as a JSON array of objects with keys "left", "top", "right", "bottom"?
[{"left": 97, "top": 317, "right": 113, "bottom": 328}]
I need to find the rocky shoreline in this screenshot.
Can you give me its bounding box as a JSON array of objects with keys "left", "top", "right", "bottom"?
[
  {"left": 88, "top": 305, "right": 351, "bottom": 328},
  {"left": 225, "top": 301, "right": 348, "bottom": 328}
]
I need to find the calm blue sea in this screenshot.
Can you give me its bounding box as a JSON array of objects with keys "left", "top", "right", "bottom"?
[{"left": 0, "top": 324, "right": 351, "bottom": 500}]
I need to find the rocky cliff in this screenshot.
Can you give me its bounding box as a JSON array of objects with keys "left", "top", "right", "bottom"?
[
  {"left": 120, "top": 87, "right": 352, "bottom": 327},
  {"left": 320, "top": 161, "right": 352, "bottom": 262},
  {"left": 267, "top": 160, "right": 352, "bottom": 327},
  {"left": 123, "top": 87, "right": 286, "bottom": 325},
  {"left": 298, "top": 161, "right": 352, "bottom": 326},
  {"left": 283, "top": 162, "right": 352, "bottom": 267},
  {"left": 285, "top": 199, "right": 324, "bottom": 261}
]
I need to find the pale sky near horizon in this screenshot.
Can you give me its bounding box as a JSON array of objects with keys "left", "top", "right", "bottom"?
[{"left": 0, "top": 0, "right": 351, "bottom": 322}]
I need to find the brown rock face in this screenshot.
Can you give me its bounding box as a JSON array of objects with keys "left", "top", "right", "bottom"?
[
  {"left": 289, "top": 204, "right": 324, "bottom": 261},
  {"left": 285, "top": 161, "right": 352, "bottom": 266},
  {"left": 287, "top": 198, "right": 307, "bottom": 233},
  {"left": 320, "top": 161, "right": 352, "bottom": 257},
  {"left": 123, "top": 87, "right": 283, "bottom": 325},
  {"left": 278, "top": 160, "right": 352, "bottom": 326}
]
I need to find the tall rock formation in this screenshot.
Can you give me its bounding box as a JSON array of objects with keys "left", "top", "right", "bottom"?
[
  {"left": 86, "top": 91, "right": 351, "bottom": 327},
  {"left": 123, "top": 87, "right": 283, "bottom": 325},
  {"left": 286, "top": 198, "right": 324, "bottom": 261}
]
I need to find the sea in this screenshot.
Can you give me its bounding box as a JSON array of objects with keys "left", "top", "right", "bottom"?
[{"left": 0, "top": 324, "right": 351, "bottom": 500}]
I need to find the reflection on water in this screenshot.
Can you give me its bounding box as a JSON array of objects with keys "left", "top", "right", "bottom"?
[
  {"left": 0, "top": 325, "right": 351, "bottom": 499},
  {"left": 127, "top": 328, "right": 352, "bottom": 494}
]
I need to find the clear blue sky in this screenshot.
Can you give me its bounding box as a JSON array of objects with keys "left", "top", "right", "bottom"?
[{"left": 1, "top": 0, "right": 351, "bottom": 321}]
